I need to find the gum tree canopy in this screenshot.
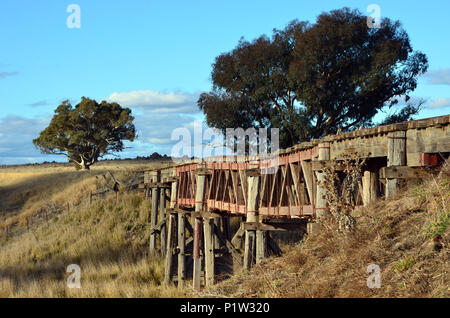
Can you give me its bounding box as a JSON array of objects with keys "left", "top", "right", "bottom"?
[
  {"left": 33, "top": 97, "right": 136, "bottom": 170},
  {"left": 198, "top": 8, "right": 428, "bottom": 148}
]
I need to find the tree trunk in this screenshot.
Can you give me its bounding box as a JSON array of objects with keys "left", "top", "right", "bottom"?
[
  {"left": 73, "top": 160, "right": 90, "bottom": 170},
  {"left": 72, "top": 154, "right": 95, "bottom": 170}
]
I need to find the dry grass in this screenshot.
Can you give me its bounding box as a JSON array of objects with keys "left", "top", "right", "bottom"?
[
  {"left": 0, "top": 160, "right": 186, "bottom": 297},
  {"left": 207, "top": 162, "right": 450, "bottom": 298},
  {"left": 0, "top": 161, "right": 170, "bottom": 232}
]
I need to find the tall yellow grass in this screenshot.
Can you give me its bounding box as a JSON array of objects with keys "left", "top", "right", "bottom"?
[{"left": 0, "top": 161, "right": 185, "bottom": 297}]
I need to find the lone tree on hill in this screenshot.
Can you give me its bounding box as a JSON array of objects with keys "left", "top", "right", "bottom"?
[
  {"left": 33, "top": 97, "right": 136, "bottom": 170},
  {"left": 198, "top": 7, "right": 428, "bottom": 148}
]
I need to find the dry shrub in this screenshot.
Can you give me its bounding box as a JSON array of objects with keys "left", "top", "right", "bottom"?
[{"left": 319, "top": 154, "right": 366, "bottom": 233}]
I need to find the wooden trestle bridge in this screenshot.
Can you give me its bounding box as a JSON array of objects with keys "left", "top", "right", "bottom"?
[{"left": 139, "top": 115, "right": 450, "bottom": 290}]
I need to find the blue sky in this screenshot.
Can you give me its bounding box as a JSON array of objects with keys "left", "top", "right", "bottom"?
[{"left": 0, "top": 0, "right": 449, "bottom": 165}]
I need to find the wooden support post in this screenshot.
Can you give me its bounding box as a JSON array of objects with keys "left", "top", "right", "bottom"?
[
  {"left": 244, "top": 173, "right": 260, "bottom": 270},
  {"left": 213, "top": 217, "right": 221, "bottom": 249},
  {"left": 231, "top": 221, "right": 245, "bottom": 250},
  {"left": 362, "top": 170, "right": 377, "bottom": 206},
  {"left": 315, "top": 142, "right": 330, "bottom": 219},
  {"left": 244, "top": 226, "right": 256, "bottom": 270},
  {"left": 164, "top": 212, "right": 176, "bottom": 286},
  {"left": 203, "top": 217, "right": 215, "bottom": 287},
  {"left": 307, "top": 222, "right": 321, "bottom": 237},
  {"left": 386, "top": 131, "right": 406, "bottom": 198},
  {"left": 164, "top": 181, "right": 178, "bottom": 288},
  {"left": 177, "top": 212, "right": 185, "bottom": 288},
  {"left": 193, "top": 217, "right": 203, "bottom": 291},
  {"left": 160, "top": 188, "right": 167, "bottom": 256},
  {"left": 167, "top": 180, "right": 185, "bottom": 289},
  {"left": 149, "top": 172, "right": 160, "bottom": 255},
  {"left": 256, "top": 230, "right": 267, "bottom": 264},
  {"left": 193, "top": 173, "right": 206, "bottom": 291}
]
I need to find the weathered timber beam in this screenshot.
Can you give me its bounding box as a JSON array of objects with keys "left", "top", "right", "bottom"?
[
  {"left": 231, "top": 223, "right": 245, "bottom": 249},
  {"left": 162, "top": 176, "right": 178, "bottom": 183},
  {"left": 149, "top": 177, "right": 160, "bottom": 254},
  {"left": 386, "top": 130, "right": 406, "bottom": 198},
  {"left": 160, "top": 189, "right": 168, "bottom": 257},
  {"left": 300, "top": 160, "right": 314, "bottom": 203},
  {"left": 191, "top": 210, "right": 223, "bottom": 219},
  {"left": 146, "top": 182, "right": 161, "bottom": 188},
  {"left": 256, "top": 230, "right": 268, "bottom": 264},
  {"left": 243, "top": 222, "right": 287, "bottom": 232},
  {"left": 312, "top": 160, "right": 346, "bottom": 171},
  {"left": 166, "top": 208, "right": 194, "bottom": 214},
  {"left": 185, "top": 219, "right": 194, "bottom": 237},
  {"left": 379, "top": 166, "right": 438, "bottom": 179},
  {"left": 213, "top": 224, "right": 242, "bottom": 266},
  {"left": 244, "top": 174, "right": 259, "bottom": 270},
  {"left": 203, "top": 217, "right": 215, "bottom": 287},
  {"left": 149, "top": 215, "right": 168, "bottom": 235},
  {"left": 193, "top": 173, "right": 206, "bottom": 291},
  {"left": 157, "top": 182, "right": 172, "bottom": 189},
  {"left": 174, "top": 238, "right": 193, "bottom": 252},
  {"left": 196, "top": 168, "right": 211, "bottom": 176},
  {"left": 245, "top": 168, "right": 260, "bottom": 177},
  {"left": 164, "top": 213, "right": 176, "bottom": 286}
]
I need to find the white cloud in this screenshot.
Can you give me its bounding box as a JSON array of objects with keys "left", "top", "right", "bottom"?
[
  {"left": 0, "top": 89, "right": 209, "bottom": 165},
  {"left": 424, "top": 68, "right": 450, "bottom": 85},
  {"left": 0, "top": 115, "right": 59, "bottom": 165},
  {"left": 148, "top": 137, "right": 172, "bottom": 145},
  {"left": 428, "top": 97, "right": 450, "bottom": 109},
  {"left": 28, "top": 100, "right": 49, "bottom": 107},
  {"left": 108, "top": 90, "right": 199, "bottom": 113},
  {"left": 0, "top": 71, "right": 19, "bottom": 78}
]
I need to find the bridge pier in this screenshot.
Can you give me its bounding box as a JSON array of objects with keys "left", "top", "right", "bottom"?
[
  {"left": 203, "top": 216, "right": 215, "bottom": 287},
  {"left": 193, "top": 170, "right": 207, "bottom": 291},
  {"left": 362, "top": 170, "right": 378, "bottom": 206},
  {"left": 164, "top": 178, "right": 178, "bottom": 286},
  {"left": 315, "top": 142, "right": 330, "bottom": 220},
  {"left": 159, "top": 187, "right": 168, "bottom": 256},
  {"left": 256, "top": 230, "right": 268, "bottom": 264},
  {"left": 244, "top": 170, "right": 260, "bottom": 270},
  {"left": 386, "top": 130, "right": 406, "bottom": 198}
]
